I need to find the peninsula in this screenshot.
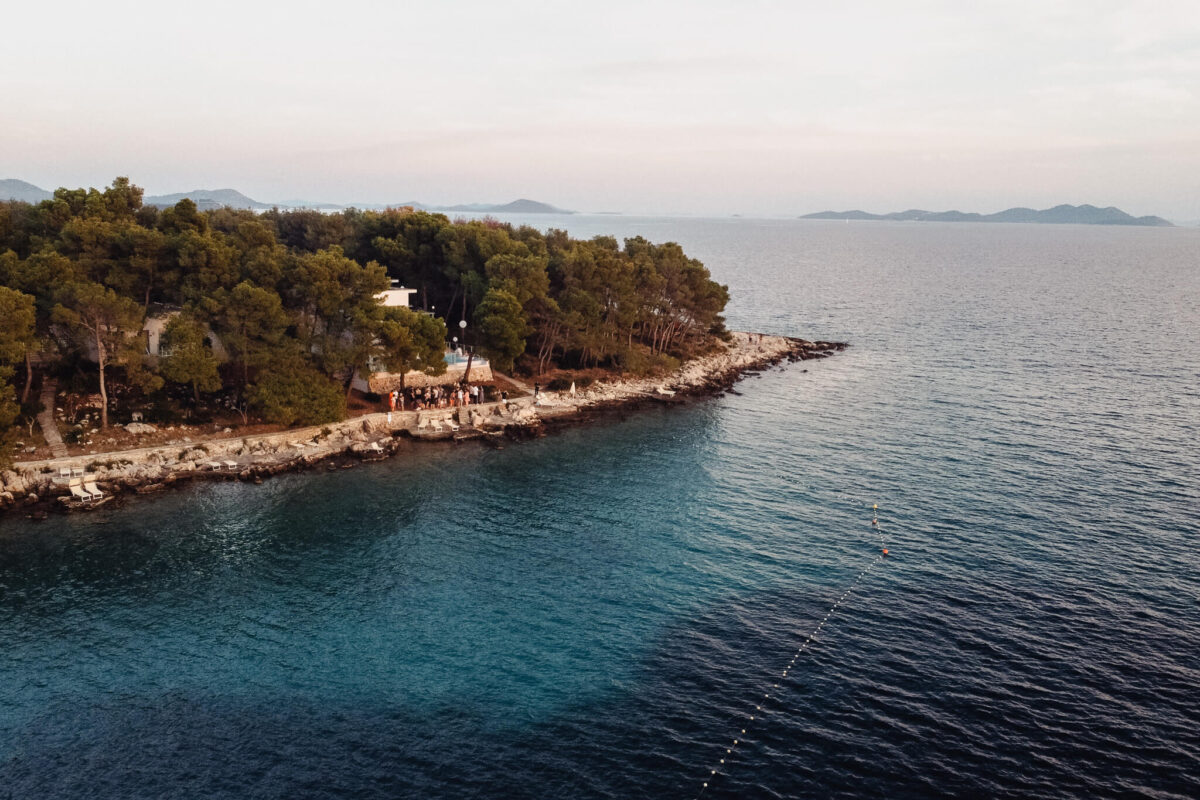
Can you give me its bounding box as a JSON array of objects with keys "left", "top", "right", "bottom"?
[
  {"left": 801, "top": 204, "right": 1173, "bottom": 226},
  {"left": 0, "top": 177, "right": 842, "bottom": 515}
]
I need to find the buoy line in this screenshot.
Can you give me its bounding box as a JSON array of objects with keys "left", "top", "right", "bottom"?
[{"left": 696, "top": 504, "right": 888, "bottom": 797}]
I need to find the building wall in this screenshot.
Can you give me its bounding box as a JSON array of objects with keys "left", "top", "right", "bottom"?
[{"left": 352, "top": 360, "right": 495, "bottom": 393}]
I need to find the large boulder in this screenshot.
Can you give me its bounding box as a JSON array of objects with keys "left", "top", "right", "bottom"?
[
  {"left": 124, "top": 422, "right": 158, "bottom": 435},
  {"left": 1, "top": 470, "right": 25, "bottom": 496}
]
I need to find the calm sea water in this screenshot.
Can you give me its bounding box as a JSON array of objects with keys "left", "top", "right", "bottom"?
[{"left": 2, "top": 218, "right": 1198, "bottom": 799}]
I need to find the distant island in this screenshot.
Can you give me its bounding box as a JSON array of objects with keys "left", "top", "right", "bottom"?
[
  {"left": 144, "top": 188, "right": 272, "bottom": 210},
  {"left": 0, "top": 179, "right": 573, "bottom": 215},
  {"left": 0, "top": 179, "right": 53, "bottom": 204},
  {"left": 801, "top": 204, "right": 1173, "bottom": 227}
]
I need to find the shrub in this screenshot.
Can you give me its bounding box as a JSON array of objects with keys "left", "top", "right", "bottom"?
[{"left": 249, "top": 365, "right": 345, "bottom": 427}]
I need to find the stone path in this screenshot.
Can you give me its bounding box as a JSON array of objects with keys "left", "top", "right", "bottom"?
[
  {"left": 491, "top": 370, "right": 531, "bottom": 393},
  {"left": 37, "top": 377, "right": 68, "bottom": 459}
]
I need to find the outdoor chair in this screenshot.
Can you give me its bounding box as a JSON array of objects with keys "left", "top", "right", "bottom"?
[
  {"left": 83, "top": 478, "right": 104, "bottom": 500},
  {"left": 224, "top": 460, "right": 238, "bottom": 470},
  {"left": 68, "top": 477, "right": 97, "bottom": 502}
]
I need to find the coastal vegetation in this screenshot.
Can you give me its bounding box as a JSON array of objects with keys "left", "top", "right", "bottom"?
[{"left": 0, "top": 178, "right": 728, "bottom": 464}]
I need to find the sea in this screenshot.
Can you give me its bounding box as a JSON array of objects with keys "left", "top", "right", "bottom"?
[{"left": 1, "top": 217, "right": 1197, "bottom": 799}]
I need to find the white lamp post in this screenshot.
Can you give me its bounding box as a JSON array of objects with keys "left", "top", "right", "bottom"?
[{"left": 459, "top": 319, "right": 472, "bottom": 382}]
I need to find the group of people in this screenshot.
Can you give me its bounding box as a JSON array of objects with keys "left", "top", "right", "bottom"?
[{"left": 385, "top": 384, "right": 484, "bottom": 412}]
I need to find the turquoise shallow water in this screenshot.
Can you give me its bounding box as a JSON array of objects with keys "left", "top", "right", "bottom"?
[{"left": 2, "top": 219, "right": 1198, "bottom": 798}]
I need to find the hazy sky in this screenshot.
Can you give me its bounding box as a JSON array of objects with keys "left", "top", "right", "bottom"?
[{"left": 4, "top": 1, "right": 1199, "bottom": 218}]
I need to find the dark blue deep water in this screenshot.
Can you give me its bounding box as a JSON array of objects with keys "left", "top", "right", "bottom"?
[{"left": 2, "top": 219, "right": 1198, "bottom": 798}]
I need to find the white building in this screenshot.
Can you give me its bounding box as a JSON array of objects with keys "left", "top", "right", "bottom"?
[
  {"left": 377, "top": 281, "right": 417, "bottom": 309},
  {"left": 75, "top": 306, "right": 227, "bottom": 364},
  {"left": 141, "top": 308, "right": 228, "bottom": 362}
]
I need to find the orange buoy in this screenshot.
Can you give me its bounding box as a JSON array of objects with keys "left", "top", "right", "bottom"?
[{"left": 882, "top": 549, "right": 889, "bottom": 556}]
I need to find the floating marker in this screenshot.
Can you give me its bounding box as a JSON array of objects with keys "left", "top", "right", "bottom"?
[{"left": 695, "top": 503, "right": 893, "bottom": 798}]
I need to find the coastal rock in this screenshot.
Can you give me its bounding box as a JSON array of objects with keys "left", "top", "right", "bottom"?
[
  {"left": 4, "top": 329, "right": 847, "bottom": 519},
  {"left": 2, "top": 470, "right": 26, "bottom": 496}
]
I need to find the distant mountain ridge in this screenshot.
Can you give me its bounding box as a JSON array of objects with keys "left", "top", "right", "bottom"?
[
  {"left": 144, "top": 188, "right": 272, "bottom": 210},
  {"left": 0, "top": 179, "right": 53, "bottom": 203},
  {"left": 801, "top": 204, "right": 1173, "bottom": 227},
  {"left": 2, "top": 179, "right": 574, "bottom": 215},
  {"left": 435, "top": 199, "right": 574, "bottom": 214}
]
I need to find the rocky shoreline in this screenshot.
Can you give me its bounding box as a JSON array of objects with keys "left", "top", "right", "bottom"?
[{"left": 0, "top": 332, "right": 846, "bottom": 520}]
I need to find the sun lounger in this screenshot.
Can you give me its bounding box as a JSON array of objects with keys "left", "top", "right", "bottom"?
[
  {"left": 70, "top": 467, "right": 84, "bottom": 478},
  {"left": 83, "top": 478, "right": 104, "bottom": 500},
  {"left": 206, "top": 461, "right": 223, "bottom": 471},
  {"left": 59, "top": 467, "right": 71, "bottom": 479},
  {"left": 69, "top": 477, "right": 98, "bottom": 502},
  {"left": 224, "top": 460, "right": 238, "bottom": 470}
]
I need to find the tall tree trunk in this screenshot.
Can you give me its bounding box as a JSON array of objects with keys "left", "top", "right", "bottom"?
[
  {"left": 21, "top": 350, "right": 33, "bottom": 405},
  {"left": 96, "top": 331, "right": 109, "bottom": 429},
  {"left": 463, "top": 352, "right": 474, "bottom": 384}
]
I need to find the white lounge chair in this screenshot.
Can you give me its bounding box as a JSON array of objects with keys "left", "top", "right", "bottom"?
[
  {"left": 59, "top": 467, "right": 71, "bottom": 479},
  {"left": 70, "top": 466, "right": 85, "bottom": 478},
  {"left": 69, "top": 477, "right": 97, "bottom": 502},
  {"left": 206, "top": 461, "right": 223, "bottom": 471},
  {"left": 83, "top": 478, "right": 104, "bottom": 500},
  {"left": 224, "top": 460, "right": 238, "bottom": 470}
]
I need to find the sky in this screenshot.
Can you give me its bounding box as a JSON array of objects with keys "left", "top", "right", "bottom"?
[{"left": 3, "top": 1, "right": 1199, "bottom": 219}]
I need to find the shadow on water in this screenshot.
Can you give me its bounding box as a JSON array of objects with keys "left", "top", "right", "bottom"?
[{"left": 3, "top": 566, "right": 1197, "bottom": 800}]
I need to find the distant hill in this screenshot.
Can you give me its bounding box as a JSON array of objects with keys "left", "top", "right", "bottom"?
[
  {"left": 144, "top": 188, "right": 271, "bottom": 210},
  {"left": 436, "top": 198, "right": 574, "bottom": 214},
  {"left": 0, "top": 179, "right": 53, "bottom": 203},
  {"left": 801, "top": 204, "right": 1173, "bottom": 227},
  {"left": 1, "top": 181, "right": 574, "bottom": 216}
]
